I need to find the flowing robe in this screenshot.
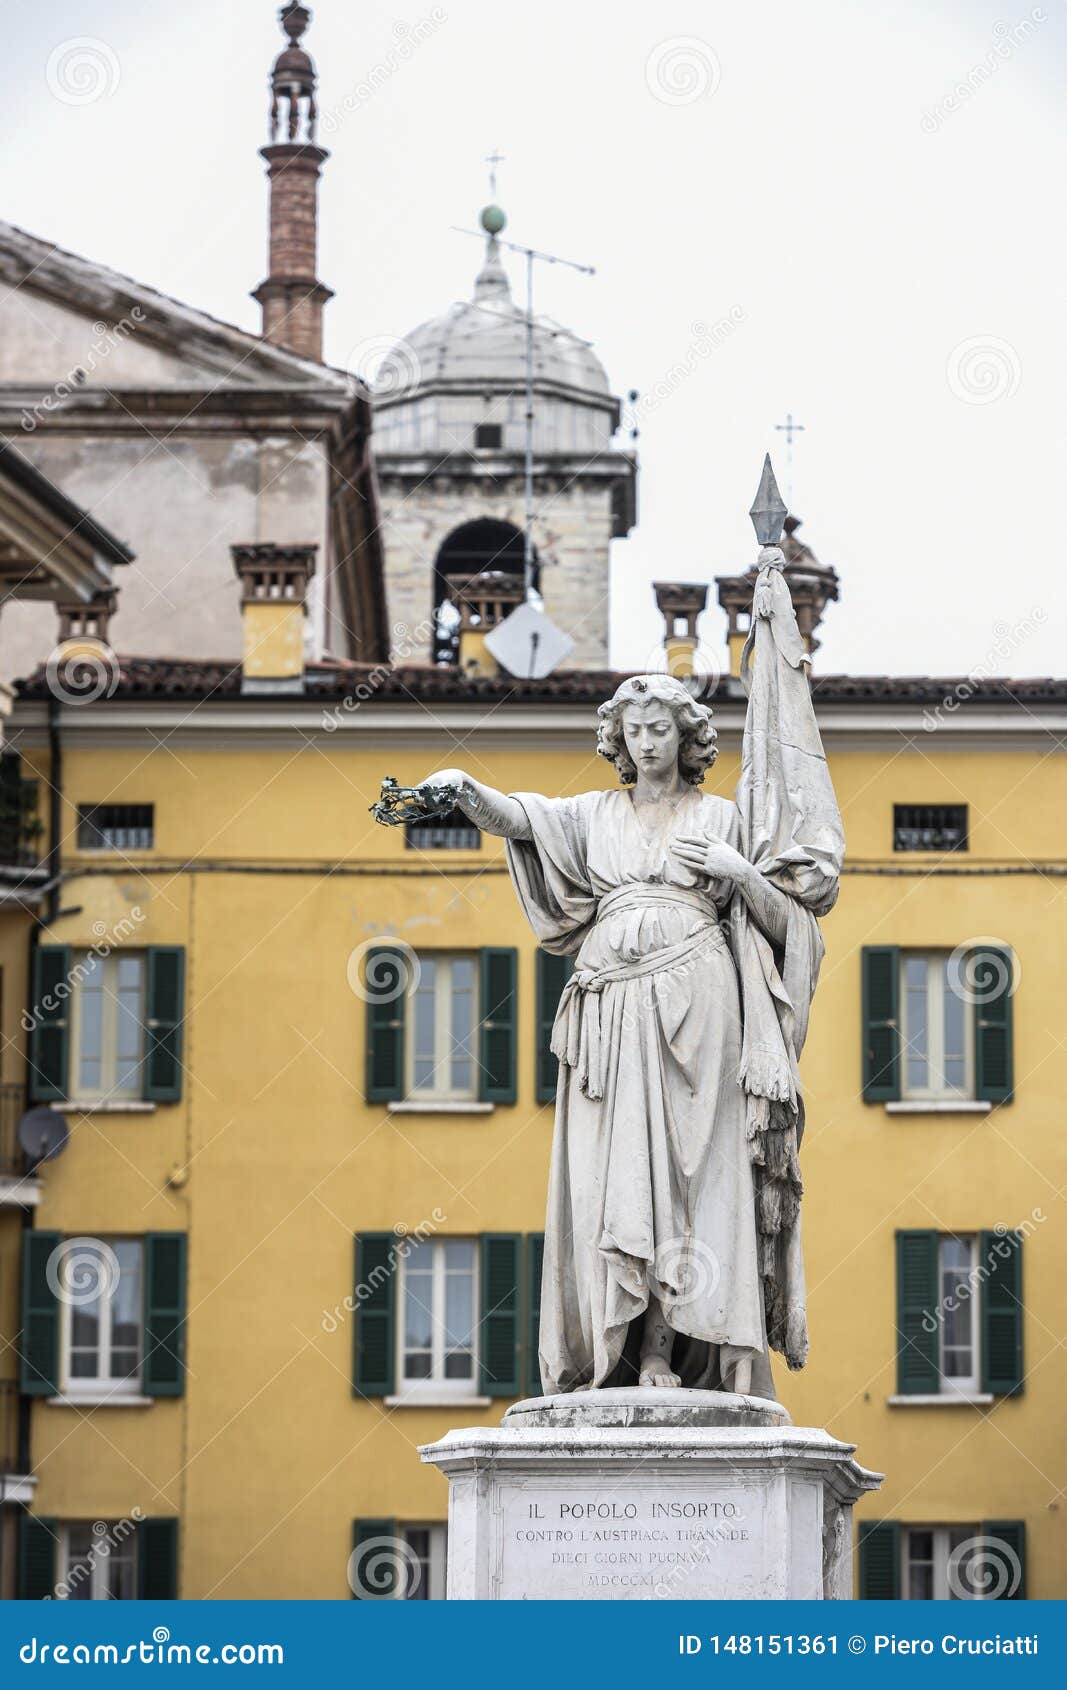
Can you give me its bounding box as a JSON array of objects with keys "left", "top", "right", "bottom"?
[{"left": 506, "top": 786, "right": 774, "bottom": 1396}]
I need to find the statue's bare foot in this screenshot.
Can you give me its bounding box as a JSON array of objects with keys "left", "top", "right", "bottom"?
[{"left": 638, "top": 1355, "right": 681, "bottom": 1388}]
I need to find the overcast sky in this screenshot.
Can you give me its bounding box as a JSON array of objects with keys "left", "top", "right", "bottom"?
[{"left": 4, "top": 0, "right": 1063, "bottom": 677}]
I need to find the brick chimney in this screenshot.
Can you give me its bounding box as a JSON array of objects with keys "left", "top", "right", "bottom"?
[
  {"left": 232, "top": 543, "right": 317, "bottom": 693},
  {"left": 252, "top": 5, "right": 332, "bottom": 362}
]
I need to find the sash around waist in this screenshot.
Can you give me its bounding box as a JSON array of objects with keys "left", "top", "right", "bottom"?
[
  {"left": 552, "top": 883, "right": 727, "bottom": 1100},
  {"left": 594, "top": 881, "right": 718, "bottom": 925}
]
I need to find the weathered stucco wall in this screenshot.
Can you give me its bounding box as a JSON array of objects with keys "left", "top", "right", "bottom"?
[{"left": 0, "top": 432, "right": 330, "bottom": 677}]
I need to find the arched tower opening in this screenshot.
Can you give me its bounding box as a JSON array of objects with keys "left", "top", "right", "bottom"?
[{"left": 433, "top": 519, "right": 539, "bottom": 664}]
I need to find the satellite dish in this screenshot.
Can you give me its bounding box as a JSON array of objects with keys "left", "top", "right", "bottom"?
[
  {"left": 484, "top": 602, "right": 575, "bottom": 679},
  {"left": 18, "top": 1106, "right": 69, "bottom": 1166}
]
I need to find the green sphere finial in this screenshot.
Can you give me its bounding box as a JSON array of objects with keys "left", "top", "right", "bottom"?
[{"left": 480, "top": 203, "right": 507, "bottom": 236}]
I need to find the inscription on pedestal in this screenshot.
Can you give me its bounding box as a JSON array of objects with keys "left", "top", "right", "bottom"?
[{"left": 497, "top": 1481, "right": 763, "bottom": 1600}]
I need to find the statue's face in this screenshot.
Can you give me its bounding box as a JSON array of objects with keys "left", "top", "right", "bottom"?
[{"left": 621, "top": 698, "right": 681, "bottom": 779}]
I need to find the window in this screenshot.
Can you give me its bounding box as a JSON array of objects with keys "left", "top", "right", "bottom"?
[
  {"left": 901, "top": 953, "right": 973, "bottom": 1101},
  {"left": 895, "top": 1228, "right": 1023, "bottom": 1399},
  {"left": 61, "top": 1238, "right": 143, "bottom": 1396},
  {"left": 861, "top": 1519, "right": 1027, "bottom": 1599},
  {"left": 904, "top": 1526, "right": 1000, "bottom": 1600},
  {"left": 57, "top": 1521, "right": 138, "bottom": 1600},
  {"left": 398, "top": 1238, "right": 478, "bottom": 1397},
  {"left": 77, "top": 804, "right": 154, "bottom": 851},
  {"left": 474, "top": 423, "right": 502, "bottom": 449},
  {"left": 71, "top": 951, "right": 146, "bottom": 1101},
  {"left": 936, "top": 1235, "right": 979, "bottom": 1393},
  {"left": 404, "top": 809, "right": 481, "bottom": 851},
  {"left": 893, "top": 804, "right": 967, "bottom": 853},
  {"left": 407, "top": 955, "right": 479, "bottom": 1100},
  {"left": 400, "top": 1523, "right": 447, "bottom": 1600}
]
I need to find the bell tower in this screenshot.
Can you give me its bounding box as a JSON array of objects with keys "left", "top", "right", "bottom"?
[{"left": 252, "top": 4, "right": 332, "bottom": 362}]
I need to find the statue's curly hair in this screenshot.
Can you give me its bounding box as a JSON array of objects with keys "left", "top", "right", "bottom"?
[{"left": 596, "top": 675, "right": 718, "bottom": 787}]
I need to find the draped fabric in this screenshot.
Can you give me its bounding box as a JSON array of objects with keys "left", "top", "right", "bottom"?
[{"left": 733, "top": 548, "right": 845, "bottom": 1367}]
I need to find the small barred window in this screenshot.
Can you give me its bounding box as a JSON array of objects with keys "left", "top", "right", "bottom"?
[
  {"left": 405, "top": 810, "right": 481, "bottom": 851},
  {"left": 77, "top": 804, "right": 155, "bottom": 851},
  {"left": 893, "top": 804, "right": 967, "bottom": 853}
]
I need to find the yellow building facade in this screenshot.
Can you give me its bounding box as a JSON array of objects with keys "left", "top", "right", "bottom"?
[{"left": 1, "top": 646, "right": 1064, "bottom": 1600}]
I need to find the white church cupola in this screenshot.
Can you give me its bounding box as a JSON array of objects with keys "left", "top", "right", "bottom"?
[{"left": 372, "top": 201, "right": 637, "bottom": 669}]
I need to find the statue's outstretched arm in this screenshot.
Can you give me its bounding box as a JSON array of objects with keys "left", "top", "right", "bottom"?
[{"left": 418, "top": 768, "right": 533, "bottom": 841}]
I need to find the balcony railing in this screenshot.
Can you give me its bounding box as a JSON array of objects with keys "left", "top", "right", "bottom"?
[
  {"left": 0, "top": 1380, "right": 30, "bottom": 1478},
  {"left": 0, "top": 1083, "right": 26, "bottom": 1178}
]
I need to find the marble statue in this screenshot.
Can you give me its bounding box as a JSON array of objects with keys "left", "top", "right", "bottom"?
[{"left": 378, "top": 463, "right": 844, "bottom": 1403}]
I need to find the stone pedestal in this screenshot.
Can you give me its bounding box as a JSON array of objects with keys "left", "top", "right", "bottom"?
[{"left": 420, "top": 1389, "right": 882, "bottom": 1601}]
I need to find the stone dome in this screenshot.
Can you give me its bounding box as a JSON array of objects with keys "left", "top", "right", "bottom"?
[{"left": 375, "top": 233, "right": 612, "bottom": 409}]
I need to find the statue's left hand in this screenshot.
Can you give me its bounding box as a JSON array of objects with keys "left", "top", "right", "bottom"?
[{"left": 673, "top": 834, "right": 749, "bottom": 883}]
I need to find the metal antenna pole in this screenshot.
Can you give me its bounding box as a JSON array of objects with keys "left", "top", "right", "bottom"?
[{"left": 453, "top": 220, "right": 595, "bottom": 602}]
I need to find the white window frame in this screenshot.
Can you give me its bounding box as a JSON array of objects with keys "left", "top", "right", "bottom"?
[
  {"left": 396, "top": 1238, "right": 479, "bottom": 1399},
  {"left": 405, "top": 953, "right": 480, "bottom": 1102},
  {"left": 936, "top": 1233, "right": 980, "bottom": 1395},
  {"left": 60, "top": 1237, "right": 144, "bottom": 1398},
  {"left": 902, "top": 1524, "right": 982, "bottom": 1600},
  {"left": 69, "top": 950, "right": 146, "bottom": 1103},
  {"left": 900, "top": 952, "right": 974, "bottom": 1102},
  {"left": 399, "top": 1523, "right": 447, "bottom": 1600},
  {"left": 56, "top": 1520, "right": 139, "bottom": 1600}
]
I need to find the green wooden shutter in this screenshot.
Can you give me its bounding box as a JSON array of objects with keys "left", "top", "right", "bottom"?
[
  {"left": 354, "top": 1233, "right": 395, "bottom": 1396},
  {"left": 858, "top": 1520, "right": 900, "bottom": 1598},
  {"left": 144, "top": 947, "right": 185, "bottom": 1103},
  {"left": 480, "top": 948, "right": 518, "bottom": 1103},
  {"left": 138, "top": 1517, "right": 179, "bottom": 1599},
  {"left": 19, "top": 1229, "right": 61, "bottom": 1396},
  {"left": 862, "top": 946, "right": 900, "bottom": 1101},
  {"left": 981, "top": 1228, "right": 1023, "bottom": 1395},
  {"left": 350, "top": 1518, "right": 397, "bottom": 1599},
  {"left": 973, "top": 947, "right": 1014, "bottom": 1102},
  {"left": 480, "top": 1232, "right": 521, "bottom": 1396},
  {"left": 17, "top": 1515, "right": 57, "bottom": 1600},
  {"left": 364, "top": 948, "right": 406, "bottom": 1102},
  {"left": 526, "top": 1233, "right": 545, "bottom": 1397},
  {"left": 28, "top": 944, "right": 72, "bottom": 1101},
  {"left": 143, "top": 1232, "right": 187, "bottom": 1397},
  {"left": 896, "top": 1230, "right": 939, "bottom": 1394},
  {"left": 536, "top": 951, "right": 572, "bottom": 1103},
  {"left": 981, "top": 1520, "right": 1026, "bottom": 1599}
]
